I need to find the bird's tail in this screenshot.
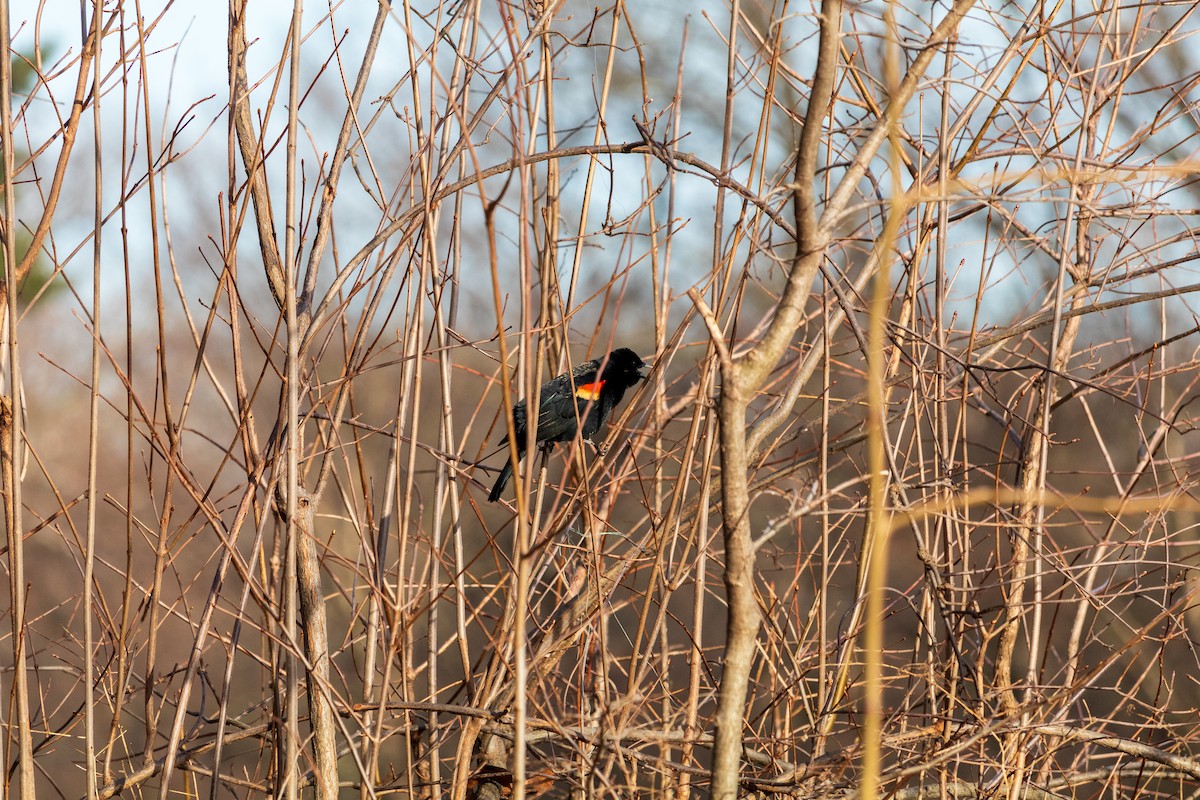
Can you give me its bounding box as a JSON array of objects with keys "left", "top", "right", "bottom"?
[{"left": 488, "top": 458, "right": 514, "bottom": 502}]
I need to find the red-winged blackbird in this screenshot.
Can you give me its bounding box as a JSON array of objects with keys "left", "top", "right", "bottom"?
[{"left": 488, "top": 347, "right": 648, "bottom": 502}]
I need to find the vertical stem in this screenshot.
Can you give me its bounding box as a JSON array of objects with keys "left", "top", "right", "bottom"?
[
  {"left": 708, "top": 2, "right": 842, "bottom": 796},
  {"left": 282, "top": 1, "right": 303, "bottom": 798},
  {"left": 813, "top": 289, "right": 831, "bottom": 758},
  {"left": 512, "top": 517, "right": 530, "bottom": 800},
  {"left": 933, "top": 25, "right": 956, "bottom": 743},
  {"left": 130, "top": 0, "right": 175, "bottom": 782},
  {"left": 861, "top": 8, "right": 905, "bottom": 799},
  {"left": 83, "top": 0, "right": 103, "bottom": 797},
  {"left": 709, "top": 380, "right": 759, "bottom": 800},
  {"left": 295, "top": 491, "right": 339, "bottom": 799},
  {"left": 0, "top": 1, "right": 34, "bottom": 795}
]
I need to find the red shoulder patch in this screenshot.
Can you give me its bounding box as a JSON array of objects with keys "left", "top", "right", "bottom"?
[{"left": 575, "top": 380, "right": 605, "bottom": 401}]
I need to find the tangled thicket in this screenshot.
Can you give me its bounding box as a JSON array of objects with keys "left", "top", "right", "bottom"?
[{"left": 4, "top": 1, "right": 1200, "bottom": 799}]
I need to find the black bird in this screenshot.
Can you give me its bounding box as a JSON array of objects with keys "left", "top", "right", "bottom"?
[{"left": 488, "top": 347, "right": 647, "bottom": 502}]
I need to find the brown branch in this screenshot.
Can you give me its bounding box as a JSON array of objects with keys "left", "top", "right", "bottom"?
[
  {"left": 1, "top": 23, "right": 99, "bottom": 321},
  {"left": 707, "top": 2, "right": 843, "bottom": 797},
  {"left": 229, "top": 0, "right": 287, "bottom": 310},
  {"left": 288, "top": 486, "right": 339, "bottom": 800},
  {"left": 297, "top": 0, "right": 391, "bottom": 324}
]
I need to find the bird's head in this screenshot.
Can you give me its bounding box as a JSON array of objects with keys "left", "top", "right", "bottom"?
[{"left": 602, "top": 347, "right": 649, "bottom": 384}]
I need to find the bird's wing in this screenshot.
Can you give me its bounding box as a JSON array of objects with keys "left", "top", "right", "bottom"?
[
  {"left": 536, "top": 366, "right": 600, "bottom": 428},
  {"left": 531, "top": 372, "right": 573, "bottom": 427},
  {"left": 567, "top": 359, "right": 606, "bottom": 404}
]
